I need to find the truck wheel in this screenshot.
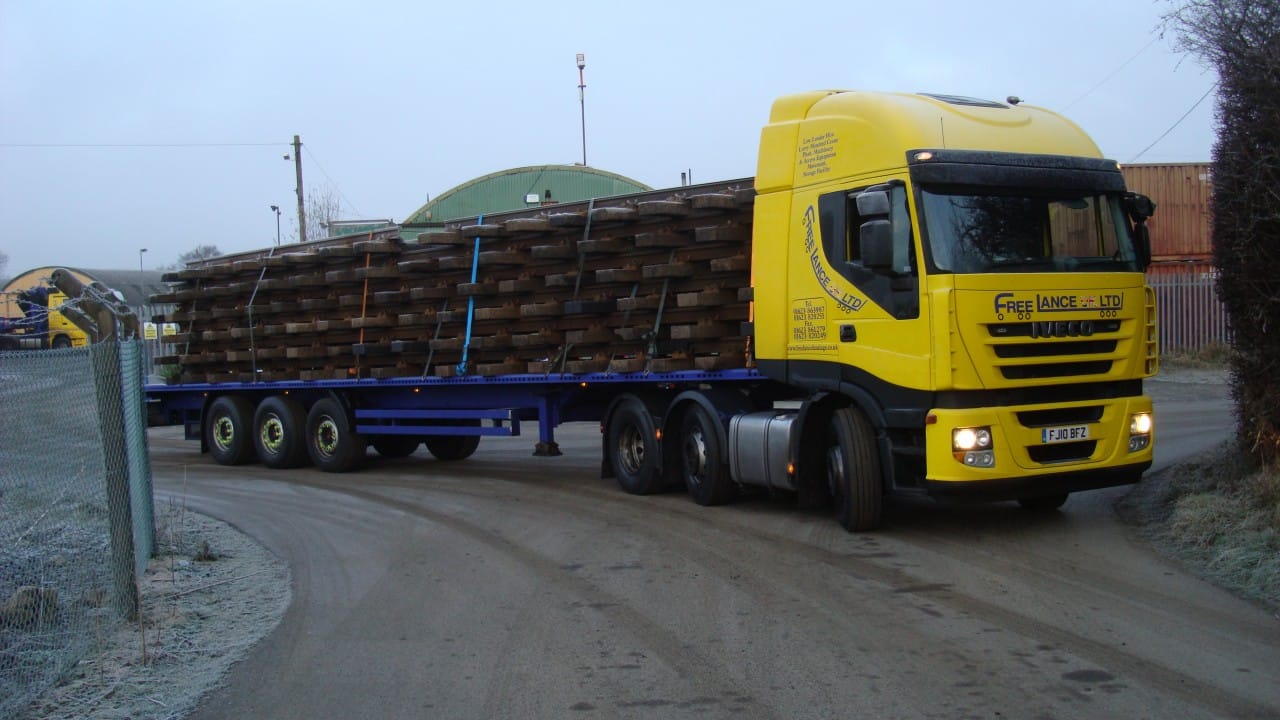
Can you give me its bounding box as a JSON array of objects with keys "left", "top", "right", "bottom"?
[
  {"left": 607, "top": 400, "right": 664, "bottom": 495},
  {"left": 306, "top": 397, "right": 366, "bottom": 473},
  {"left": 51, "top": 335, "right": 72, "bottom": 349},
  {"left": 827, "top": 406, "right": 883, "bottom": 532},
  {"left": 206, "top": 396, "right": 255, "bottom": 466},
  {"left": 424, "top": 435, "right": 479, "bottom": 461},
  {"left": 372, "top": 436, "right": 421, "bottom": 458},
  {"left": 254, "top": 396, "right": 308, "bottom": 468},
  {"left": 1018, "top": 493, "right": 1069, "bottom": 512},
  {"left": 679, "top": 404, "right": 735, "bottom": 506}
]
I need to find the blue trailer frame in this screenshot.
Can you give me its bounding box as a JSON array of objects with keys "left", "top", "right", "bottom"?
[{"left": 147, "top": 367, "right": 772, "bottom": 456}]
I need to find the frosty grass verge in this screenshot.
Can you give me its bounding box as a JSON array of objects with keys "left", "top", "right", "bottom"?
[
  {"left": 1123, "top": 361, "right": 1279, "bottom": 614},
  {"left": 18, "top": 500, "right": 290, "bottom": 720}
]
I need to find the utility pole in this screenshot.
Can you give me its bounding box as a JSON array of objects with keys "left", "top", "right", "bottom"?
[
  {"left": 576, "top": 54, "right": 587, "bottom": 166},
  {"left": 293, "top": 134, "right": 306, "bottom": 243}
]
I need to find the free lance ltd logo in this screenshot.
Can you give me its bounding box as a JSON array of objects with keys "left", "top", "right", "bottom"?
[
  {"left": 994, "top": 292, "right": 1123, "bottom": 321},
  {"left": 802, "top": 206, "right": 864, "bottom": 312}
]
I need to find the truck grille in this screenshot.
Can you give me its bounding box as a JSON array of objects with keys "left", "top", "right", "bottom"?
[
  {"left": 1001, "top": 361, "right": 1112, "bottom": 379},
  {"left": 1015, "top": 405, "right": 1104, "bottom": 465},
  {"left": 1016, "top": 406, "right": 1103, "bottom": 426},
  {"left": 993, "top": 340, "right": 1117, "bottom": 358},
  {"left": 1028, "top": 441, "right": 1097, "bottom": 463},
  {"left": 989, "top": 320, "right": 1122, "bottom": 338},
  {"left": 987, "top": 320, "right": 1122, "bottom": 381}
]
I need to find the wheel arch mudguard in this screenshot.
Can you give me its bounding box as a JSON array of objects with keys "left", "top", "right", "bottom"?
[
  {"left": 662, "top": 388, "right": 758, "bottom": 479},
  {"left": 599, "top": 391, "right": 673, "bottom": 479},
  {"left": 789, "top": 384, "right": 895, "bottom": 500}
]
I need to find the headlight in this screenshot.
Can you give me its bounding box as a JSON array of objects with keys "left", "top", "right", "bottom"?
[
  {"left": 952, "top": 426, "right": 995, "bottom": 468},
  {"left": 1130, "top": 413, "right": 1152, "bottom": 435},
  {"left": 1128, "top": 412, "right": 1152, "bottom": 453},
  {"left": 953, "top": 427, "right": 992, "bottom": 451}
]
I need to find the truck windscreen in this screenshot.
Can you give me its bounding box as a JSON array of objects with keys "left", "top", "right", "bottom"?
[{"left": 919, "top": 189, "right": 1139, "bottom": 274}]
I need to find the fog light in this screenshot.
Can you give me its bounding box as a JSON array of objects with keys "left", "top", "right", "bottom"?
[
  {"left": 963, "top": 450, "right": 995, "bottom": 467},
  {"left": 1128, "top": 435, "right": 1150, "bottom": 452}
]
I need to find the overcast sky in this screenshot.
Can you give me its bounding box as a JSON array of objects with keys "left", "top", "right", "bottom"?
[{"left": 0, "top": 0, "right": 1216, "bottom": 279}]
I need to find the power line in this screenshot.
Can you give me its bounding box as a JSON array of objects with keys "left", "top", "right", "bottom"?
[
  {"left": 0, "top": 142, "right": 284, "bottom": 148},
  {"left": 1063, "top": 35, "right": 1160, "bottom": 112},
  {"left": 1128, "top": 83, "right": 1218, "bottom": 163},
  {"left": 303, "top": 145, "right": 362, "bottom": 217}
]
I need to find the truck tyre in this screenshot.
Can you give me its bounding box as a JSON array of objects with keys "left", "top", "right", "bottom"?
[
  {"left": 254, "top": 395, "right": 308, "bottom": 468},
  {"left": 827, "top": 406, "right": 883, "bottom": 532},
  {"left": 372, "top": 436, "right": 421, "bottom": 458},
  {"left": 1018, "top": 493, "right": 1069, "bottom": 512},
  {"left": 679, "top": 404, "right": 735, "bottom": 506},
  {"left": 206, "top": 395, "right": 255, "bottom": 466},
  {"left": 51, "top": 335, "right": 72, "bottom": 349},
  {"left": 607, "top": 400, "right": 664, "bottom": 495},
  {"left": 306, "top": 397, "right": 366, "bottom": 473},
  {"left": 424, "top": 435, "right": 479, "bottom": 461}
]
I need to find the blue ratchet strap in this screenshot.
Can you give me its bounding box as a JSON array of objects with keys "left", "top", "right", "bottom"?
[{"left": 456, "top": 214, "right": 483, "bottom": 375}]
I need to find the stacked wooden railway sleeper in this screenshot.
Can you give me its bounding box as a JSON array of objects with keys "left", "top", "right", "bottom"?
[{"left": 152, "top": 180, "right": 757, "bottom": 383}]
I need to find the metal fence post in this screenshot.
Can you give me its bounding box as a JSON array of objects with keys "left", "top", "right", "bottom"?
[
  {"left": 91, "top": 340, "right": 139, "bottom": 620},
  {"left": 121, "top": 339, "right": 156, "bottom": 568}
]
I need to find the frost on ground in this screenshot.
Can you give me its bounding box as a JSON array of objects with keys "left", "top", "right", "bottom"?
[
  {"left": 17, "top": 503, "right": 290, "bottom": 720},
  {"left": 1122, "top": 363, "right": 1280, "bottom": 614}
]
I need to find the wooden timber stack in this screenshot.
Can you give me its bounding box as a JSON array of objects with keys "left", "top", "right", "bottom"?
[{"left": 152, "top": 179, "right": 757, "bottom": 383}]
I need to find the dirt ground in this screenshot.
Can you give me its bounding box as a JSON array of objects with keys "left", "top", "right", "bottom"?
[{"left": 22, "top": 363, "right": 1270, "bottom": 720}]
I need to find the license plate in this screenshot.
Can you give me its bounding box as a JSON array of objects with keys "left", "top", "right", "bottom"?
[{"left": 1042, "top": 425, "right": 1090, "bottom": 444}]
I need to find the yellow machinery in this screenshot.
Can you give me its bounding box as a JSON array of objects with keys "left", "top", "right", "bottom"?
[
  {"left": 0, "top": 270, "right": 137, "bottom": 350},
  {"left": 0, "top": 284, "right": 89, "bottom": 349}
]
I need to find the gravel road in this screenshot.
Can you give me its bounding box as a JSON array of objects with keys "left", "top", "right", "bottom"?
[{"left": 27, "top": 365, "right": 1280, "bottom": 719}]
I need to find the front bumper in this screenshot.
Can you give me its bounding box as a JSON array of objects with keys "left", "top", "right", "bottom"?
[
  {"left": 923, "top": 461, "right": 1149, "bottom": 501},
  {"left": 921, "top": 394, "right": 1154, "bottom": 496}
]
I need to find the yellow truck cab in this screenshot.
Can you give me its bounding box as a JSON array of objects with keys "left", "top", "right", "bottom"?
[
  {"left": 46, "top": 290, "right": 89, "bottom": 348},
  {"left": 0, "top": 286, "right": 90, "bottom": 349},
  {"left": 751, "top": 91, "right": 1157, "bottom": 530}
]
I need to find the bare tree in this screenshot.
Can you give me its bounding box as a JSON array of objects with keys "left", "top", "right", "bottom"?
[
  {"left": 0, "top": 249, "right": 8, "bottom": 282},
  {"left": 1167, "top": 0, "right": 1280, "bottom": 462},
  {"left": 302, "top": 186, "right": 342, "bottom": 242},
  {"left": 172, "top": 245, "right": 224, "bottom": 269}
]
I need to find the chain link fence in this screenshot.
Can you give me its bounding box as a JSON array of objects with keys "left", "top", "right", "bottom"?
[{"left": 0, "top": 340, "right": 155, "bottom": 718}]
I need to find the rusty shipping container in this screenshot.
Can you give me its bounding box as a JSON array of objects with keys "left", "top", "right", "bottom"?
[{"left": 1122, "top": 163, "right": 1212, "bottom": 261}]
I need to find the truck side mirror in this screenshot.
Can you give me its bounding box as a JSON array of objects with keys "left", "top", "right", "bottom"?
[
  {"left": 1123, "top": 192, "right": 1156, "bottom": 221},
  {"left": 1121, "top": 192, "right": 1155, "bottom": 271},
  {"left": 856, "top": 190, "right": 890, "bottom": 217},
  {"left": 1137, "top": 224, "right": 1152, "bottom": 270},
  {"left": 860, "top": 219, "right": 894, "bottom": 270},
  {"left": 855, "top": 189, "right": 894, "bottom": 271}
]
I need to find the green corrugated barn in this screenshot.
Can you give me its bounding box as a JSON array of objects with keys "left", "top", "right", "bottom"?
[{"left": 403, "top": 165, "right": 651, "bottom": 226}]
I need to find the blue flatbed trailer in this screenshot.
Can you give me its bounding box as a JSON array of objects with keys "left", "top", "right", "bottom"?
[{"left": 146, "top": 367, "right": 783, "bottom": 468}]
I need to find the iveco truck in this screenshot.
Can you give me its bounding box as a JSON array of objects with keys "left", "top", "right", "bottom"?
[{"left": 148, "top": 90, "right": 1157, "bottom": 531}]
